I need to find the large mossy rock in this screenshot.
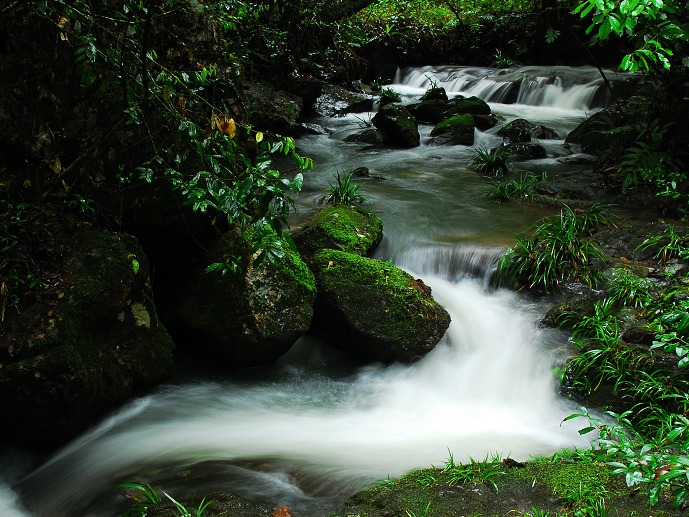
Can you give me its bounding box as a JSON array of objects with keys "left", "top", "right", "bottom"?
[
  {"left": 177, "top": 229, "right": 316, "bottom": 367},
  {"left": 0, "top": 228, "right": 175, "bottom": 448},
  {"left": 408, "top": 95, "right": 492, "bottom": 125},
  {"left": 430, "top": 114, "right": 475, "bottom": 146},
  {"left": 292, "top": 204, "right": 384, "bottom": 258},
  {"left": 372, "top": 103, "right": 420, "bottom": 147},
  {"left": 310, "top": 249, "right": 451, "bottom": 363}
]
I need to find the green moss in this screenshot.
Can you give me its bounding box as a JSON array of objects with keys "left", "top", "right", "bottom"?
[
  {"left": 431, "top": 114, "right": 475, "bottom": 145},
  {"left": 520, "top": 460, "right": 611, "bottom": 498},
  {"left": 295, "top": 204, "right": 383, "bottom": 256},
  {"left": 275, "top": 247, "right": 316, "bottom": 294},
  {"left": 313, "top": 249, "right": 447, "bottom": 345}
]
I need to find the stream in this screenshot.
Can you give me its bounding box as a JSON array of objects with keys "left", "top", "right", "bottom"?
[{"left": 4, "top": 65, "right": 624, "bottom": 516}]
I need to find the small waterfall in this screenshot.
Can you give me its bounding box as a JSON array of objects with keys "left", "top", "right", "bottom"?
[
  {"left": 395, "top": 244, "right": 506, "bottom": 288},
  {"left": 394, "top": 65, "right": 616, "bottom": 111}
]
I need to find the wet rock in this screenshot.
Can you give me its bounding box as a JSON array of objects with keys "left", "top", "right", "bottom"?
[
  {"left": 421, "top": 86, "right": 449, "bottom": 102},
  {"left": 372, "top": 103, "right": 420, "bottom": 147},
  {"left": 310, "top": 249, "right": 451, "bottom": 363},
  {"left": 430, "top": 114, "right": 475, "bottom": 146},
  {"left": 408, "top": 95, "right": 491, "bottom": 124},
  {"left": 313, "top": 84, "right": 374, "bottom": 117},
  {"left": 243, "top": 81, "right": 303, "bottom": 135},
  {"left": 498, "top": 118, "right": 559, "bottom": 142},
  {"left": 292, "top": 204, "right": 384, "bottom": 259},
  {"left": 177, "top": 228, "right": 316, "bottom": 368},
  {"left": 344, "top": 127, "right": 384, "bottom": 145},
  {"left": 0, "top": 228, "right": 175, "bottom": 448},
  {"left": 502, "top": 141, "right": 547, "bottom": 159}
]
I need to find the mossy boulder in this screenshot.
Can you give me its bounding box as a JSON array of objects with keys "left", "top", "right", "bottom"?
[
  {"left": 446, "top": 95, "right": 492, "bottom": 116},
  {"left": 292, "top": 204, "right": 384, "bottom": 258},
  {"left": 372, "top": 103, "right": 420, "bottom": 147},
  {"left": 408, "top": 95, "right": 492, "bottom": 125},
  {"left": 430, "top": 114, "right": 475, "bottom": 146},
  {"left": 0, "top": 228, "right": 175, "bottom": 448},
  {"left": 177, "top": 229, "right": 316, "bottom": 367},
  {"left": 310, "top": 249, "right": 451, "bottom": 363}
]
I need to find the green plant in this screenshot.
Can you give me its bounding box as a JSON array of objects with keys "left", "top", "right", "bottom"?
[
  {"left": 637, "top": 225, "right": 689, "bottom": 264},
  {"left": 468, "top": 146, "right": 512, "bottom": 177},
  {"left": 325, "top": 170, "right": 367, "bottom": 205},
  {"left": 354, "top": 113, "right": 374, "bottom": 128},
  {"left": 488, "top": 172, "right": 546, "bottom": 203},
  {"left": 442, "top": 451, "right": 505, "bottom": 490},
  {"left": 380, "top": 86, "right": 401, "bottom": 105},
  {"left": 492, "top": 49, "right": 517, "bottom": 68},
  {"left": 605, "top": 268, "right": 654, "bottom": 308},
  {"left": 498, "top": 204, "right": 610, "bottom": 291},
  {"left": 118, "top": 482, "right": 212, "bottom": 517},
  {"left": 573, "top": 0, "right": 687, "bottom": 72},
  {"left": 404, "top": 493, "right": 432, "bottom": 517},
  {"left": 163, "top": 491, "right": 212, "bottom": 517},
  {"left": 566, "top": 407, "right": 689, "bottom": 509}
]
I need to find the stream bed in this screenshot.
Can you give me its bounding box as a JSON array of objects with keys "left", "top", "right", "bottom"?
[{"left": 5, "top": 65, "right": 626, "bottom": 517}]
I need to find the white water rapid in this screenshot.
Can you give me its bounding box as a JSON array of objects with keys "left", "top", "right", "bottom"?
[{"left": 7, "top": 65, "right": 619, "bottom": 516}]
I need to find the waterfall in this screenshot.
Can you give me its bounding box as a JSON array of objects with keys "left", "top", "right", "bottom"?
[
  {"left": 8, "top": 63, "right": 607, "bottom": 516},
  {"left": 393, "top": 65, "right": 617, "bottom": 111},
  {"left": 15, "top": 251, "right": 590, "bottom": 517}
]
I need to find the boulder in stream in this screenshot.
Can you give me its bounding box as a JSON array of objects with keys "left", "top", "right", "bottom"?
[
  {"left": 0, "top": 228, "right": 175, "bottom": 448},
  {"left": 177, "top": 228, "right": 316, "bottom": 368},
  {"left": 292, "top": 204, "right": 384, "bottom": 259},
  {"left": 310, "top": 249, "right": 451, "bottom": 363},
  {"left": 498, "top": 118, "right": 559, "bottom": 143},
  {"left": 372, "top": 103, "right": 420, "bottom": 147},
  {"left": 430, "top": 114, "right": 475, "bottom": 146}
]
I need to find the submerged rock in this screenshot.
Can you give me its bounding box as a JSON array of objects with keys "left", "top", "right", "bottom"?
[
  {"left": 0, "top": 228, "right": 175, "bottom": 448},
  {"left": 292, "top": 204, "right": 384, "bottom": 258},
  {"left": 310, "top": 249, "right": 451, "bottom": 363},
  {"left": 177, "top": 228, "right": 316, "bottom": 368}
]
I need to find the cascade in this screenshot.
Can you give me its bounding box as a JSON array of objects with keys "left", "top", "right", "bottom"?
[
  {"left": 393, "top": 64, "right": 617, "bottom": 111},
  {"left": 5, "top": 64, "right": 608, "bottom": 516}
]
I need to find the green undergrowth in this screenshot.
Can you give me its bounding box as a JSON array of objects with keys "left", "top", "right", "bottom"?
[{"left": 330, "top": 451, "right": 681, "bottom": 517}]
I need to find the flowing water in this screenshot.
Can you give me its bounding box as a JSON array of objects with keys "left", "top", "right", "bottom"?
[{"left": 6, "top": 65, "right": 624, "bottom": 516}]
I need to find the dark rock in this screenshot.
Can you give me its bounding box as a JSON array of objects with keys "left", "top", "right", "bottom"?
[
  {"left": 542, "top": 295, "right": 596, "bottom": 329},
  {"left": 498, "top": 118, "right": 559, "bottom": 143},
  {"left": 314, "top": 84, "right": 375, "bottom": 117},
  {"left": 473, "top": 114, "right": 499, "bottom": 131},
  {"left": 292, "top": 204, "right": 384, "bottom": 258},
  {"left": 344, "top": 128, "right": 384, "bottom": 145},
  {"left": 503, "top": 142, "right": 548, "bottom": 159},
  {"left": 421, "top": 86, "right": 448, "bottom": 102},
  {"left": 372, "top": 103, "right": 420, "bottom": 147},
  {"left": 243, "top": 81, "right": 303, "bottom": 135},
  {"left": 0, "top": 228, "right": 174, "bottom": 448},
  {"left": 430, "top": 114, "right": 475, "bottom": 146},
  {"left": 177, "top": 229, "right": 316, "bottom": 368},
  {"left": 408, "top": 95, "right": 492, "bottom": 125},
  {"left": 310, "top": 249, "right": 451, "bottom": 363}
]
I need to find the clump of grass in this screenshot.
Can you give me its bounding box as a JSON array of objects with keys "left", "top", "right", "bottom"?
[
  {"left": 380, "top": 86, "right": 401, "bottom": 105},
  {"left": 468, "top": 145, "right": 512, "bottom": 177},
  {"left": 441, "top": 451, "right": 505, "bottom": 490},
  {"left": 488, "top": 172, "right": 546, "bottom": 203},
  {"left": 325, "top": 170, "right": 367, "bottom": 205},
  {"left": 637, "top": 225, "right": 689, "bottom": 264},
  {"left": 498, "top": 203, "right": 610, "bottom": 292}
]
